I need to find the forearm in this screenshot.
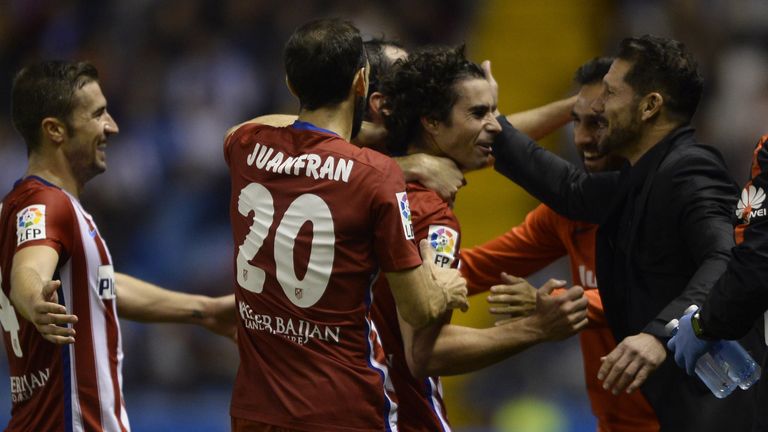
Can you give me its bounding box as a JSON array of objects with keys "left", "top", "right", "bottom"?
[
  {"left": 423, "top": 318, "right": 543, "bottom": 376},
  {"left": 505, "top": 96, "right": 576, "bottom": 141},
  {"left": 386, "top": 265, "right": 446, "bottom": 329},
  {"left": 492, "top": 116, "right": 614, "bottom": 223},
  {"left": 10, "top": 266, "right": 47, "bottom": 320},
  {"left": 115, "top": 273, "right": 212, "bottom": 324},
  {"left": 701, "top": 239, "right": 768, "bottom": 340},
  {"left": 9, "top": 246, "right": 60, "bottom": 320}
]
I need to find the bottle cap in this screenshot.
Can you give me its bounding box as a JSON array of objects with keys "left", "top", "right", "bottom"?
[{"left": 665, "top": 319, "right": 679, "bottom": 336}]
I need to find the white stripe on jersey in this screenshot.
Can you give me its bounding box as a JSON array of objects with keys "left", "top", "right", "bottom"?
[
  {"left": 60, "top": 260, "right": 84, "bottom": 431},
  {"left": 66, "top": 194, "right": 130, "bottom": 432},
  {"left": 365, "top": 271, "right": 398, "bottom": 432},
  {"left": 427, "top": 377, "right": 451, "bottom": 432}
]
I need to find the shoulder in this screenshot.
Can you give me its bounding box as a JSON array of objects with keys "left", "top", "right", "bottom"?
[
  {"left": 5, "top": 178, "right": 71, "bottom": 211},
  {"left": 407, "top": 182, "right": 457, "bottom": 228},
  {"left": 663, "top": 130, "right": 729, "bottom": 173}
]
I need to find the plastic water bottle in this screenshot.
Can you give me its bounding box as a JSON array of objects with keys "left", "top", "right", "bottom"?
[{"left": 666, "top": 305, "right": 761, "bottom": 398}]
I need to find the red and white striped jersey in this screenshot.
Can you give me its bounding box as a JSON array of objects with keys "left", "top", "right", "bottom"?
[
  {"left": 225, "top": 121, "right": 422, "bottom": 431},
  {"left": 0, "top": 176, "right": 129, "bottom": 432}
]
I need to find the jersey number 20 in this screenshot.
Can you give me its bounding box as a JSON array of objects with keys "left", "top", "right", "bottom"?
[{"left": 236, "top": 183, "right": 334, "bottom": 308}]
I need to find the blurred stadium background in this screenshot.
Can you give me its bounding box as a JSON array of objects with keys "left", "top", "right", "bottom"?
[{"left": 1, "top": 0, "right": 768, "bottom": 430}]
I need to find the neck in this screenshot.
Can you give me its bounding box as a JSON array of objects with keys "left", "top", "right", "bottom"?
[
  {"left": 624, "top": 119, "right": 683, "bottom": 165},
  {"left": 25, "top": 150, "right": 82, "bottom": 198},
  {"left": 298, "top": 97, "right": 355, "bottom": 141},
  {"left": 407, "top": 133, "right": 440, "bottom": 158}
]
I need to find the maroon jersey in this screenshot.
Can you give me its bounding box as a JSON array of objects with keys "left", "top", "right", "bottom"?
[
  {"left": 0, "top": 177, "right": 128, "bottom": 432},
  {"left": 225, "top": 121, "right": 421, "bottom": 431},
  {"left": 371, "top": 182, "right": 460, "bottom": 432}
]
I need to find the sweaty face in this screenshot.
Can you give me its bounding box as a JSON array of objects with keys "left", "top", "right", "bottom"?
[
  {"left": 63, "top": 81, "right": 119, "bottom": 184},
  {"left": 430, "top": 78, "right": 501, "bottom": 171},
  {"left": 572, "top": 83, "right": 625, "bottom": 173},
  {"left": 591, "top": 59, "right": 643, "bottom": 159}
]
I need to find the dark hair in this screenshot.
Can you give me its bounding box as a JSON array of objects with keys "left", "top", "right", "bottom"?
[
  {"left": 284, "top": 18, "right": 366, "bottom": 111},
  {"left": 616, "top": 35, "right": 703, "bottom": 121},
  {"left": 573, "top": 56, "right": 614, "bottom": 86},
  {"left": 364, "top": 37, "right": 405, "bottom": 97},
  {"left": 381, "top": 45, "right": 484, "bottom": 155},
  {"left": 11, "top": 61, "right": 99, "bottom": 152}
]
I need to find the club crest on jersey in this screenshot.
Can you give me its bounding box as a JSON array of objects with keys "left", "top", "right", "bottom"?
[
  {"left": 396, "top": 192, "right": 415, "bottom": 240},
  {"left": 16, "top": 205, "right": 46, "bottom": 245},
  {"left": 736, "top": 185, "right": 766, "bottom": 224},
  {"left": 428, "top": 225, "right": 459, "bottom": 268},
  {"left": 98, "top": 265, "right": 116, "bottom": 300}
]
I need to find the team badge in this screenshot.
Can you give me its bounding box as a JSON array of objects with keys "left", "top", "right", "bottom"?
[
  {"left": 395, "top": 192, "right": 415, "bottom": 240},
  {"left": 736, "top": 184, "right": 766, "bottom": 223},
  {"left": 428, "top": 225, "right": 459, "bottom": 268},
  {"left": 16, "top": 205, "right": 46, "bottom": 245}
]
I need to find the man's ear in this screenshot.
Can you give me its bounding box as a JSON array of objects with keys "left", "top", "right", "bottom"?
[
  {"left": 640, "top": 92, "right": 663, "bottom": 121},
  {"left": 41, "top": 117, "right": 67, "bottom": 145},
  {"left": 420, "top": 116, "right": 440, "bottom": 137},
  {"left": 368, "top": 92, "right": 385, "bottom": 122},
  {"left": 353, "top": 67, "right": 368, "bottom": 97},
  {"left": 285, "top": 76, "right": 298, "bottom": 98}
]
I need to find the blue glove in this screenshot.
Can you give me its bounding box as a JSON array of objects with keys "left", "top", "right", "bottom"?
[{"left": 667, "top": 310, "right": 714, "bottom": 375}]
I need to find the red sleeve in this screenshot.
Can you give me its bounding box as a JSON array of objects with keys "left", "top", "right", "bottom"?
[
  {"left": 371, "top": 160, "right": 422, "bottom": 272},
  {"left": 460, "top": 204, "right": 567, "bottom": 296},
  {"left": 409, "top": 185, "right": 461, "bottom": 270},
  {"left": 14, "top": 188, "right": 75, "bottom": 259}
]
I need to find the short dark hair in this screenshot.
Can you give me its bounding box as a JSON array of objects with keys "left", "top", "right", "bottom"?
[
  {"left": 381, "top": 45, "right": 484, "bottom": 155},
  {"left": 364, "top": 37, "right": 404, "bottom": 97},
  {"left": 574, "top": 56, "right": 613, "bottom": 86},
  {"left": 284, "top": 18, "right": 366, "bottom": 111},
  {"left": 616, "top": 35, "right": 703, "bottom": 121},
  {"left": 11, "top": 61, "right": 99, "bottom": 152}
]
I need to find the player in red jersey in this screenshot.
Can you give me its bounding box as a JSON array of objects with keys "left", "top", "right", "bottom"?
[
  {"left": 460, "top": 58, "right": 660, "bottom": 432},
  {"left": 0, "top": 61, "right": 236, "bottom": 432},
  {"left": 225, "top": 19, "right": 468, "bottom": 432},
  {"left": 370, "top": 46, "right": 589, "bottom": 432}
]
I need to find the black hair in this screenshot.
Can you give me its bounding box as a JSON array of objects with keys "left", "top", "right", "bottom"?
[
  {"left": 284, "top": 18, "right": 367, "bottom": 111},
  {"left": 573, "top": 56, "right": 614, "bottom": 86},
  {"left": 616, "top": 35, "right": 703, "bottom": 121},
  {"left": 381, "top": 45, "right": 484, "bottom": 155},
  {"left": 364, "top": 37, "right": 405, "bottom": 97},
  {"left": 11, "top": 61, "right": 99, "bottom": 152}
]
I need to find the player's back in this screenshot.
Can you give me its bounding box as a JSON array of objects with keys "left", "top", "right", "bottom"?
[{"left": 226, "top": 121, "right": 420, "bottom": 431}]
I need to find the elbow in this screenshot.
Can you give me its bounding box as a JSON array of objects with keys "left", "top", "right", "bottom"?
[{"left": 405, "top": 345, "right": 434, "bottom": 380}]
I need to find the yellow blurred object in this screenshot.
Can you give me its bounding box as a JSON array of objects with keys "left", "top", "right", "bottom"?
[{"left": 493, "top": 397, "right": 567, "bottom": 432}]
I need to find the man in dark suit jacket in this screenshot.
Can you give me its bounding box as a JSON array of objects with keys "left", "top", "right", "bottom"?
[{"left": 490, "top": 35, "right": 759, "bottom": 431}]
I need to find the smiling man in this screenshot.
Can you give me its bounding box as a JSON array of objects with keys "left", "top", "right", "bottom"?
[
  {"left": 0, "top": 61, "right": 236, "bottom": 432},
  {"left": 373, "top": 46, "right": 588, "bottom": 431},
  {"left": 460, "top": 57, "right": 660, "bottom": 432},
  {"left": 487, "top": 36, "right": 758, "bottom": 431}
]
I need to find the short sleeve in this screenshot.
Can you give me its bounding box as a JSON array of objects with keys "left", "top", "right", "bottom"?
[
  {"left": 370, "top": 160, "right": 422, "bottom": 272},
  {"left": 15, "top": 188, "right": 75, "bottom": 259}
]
